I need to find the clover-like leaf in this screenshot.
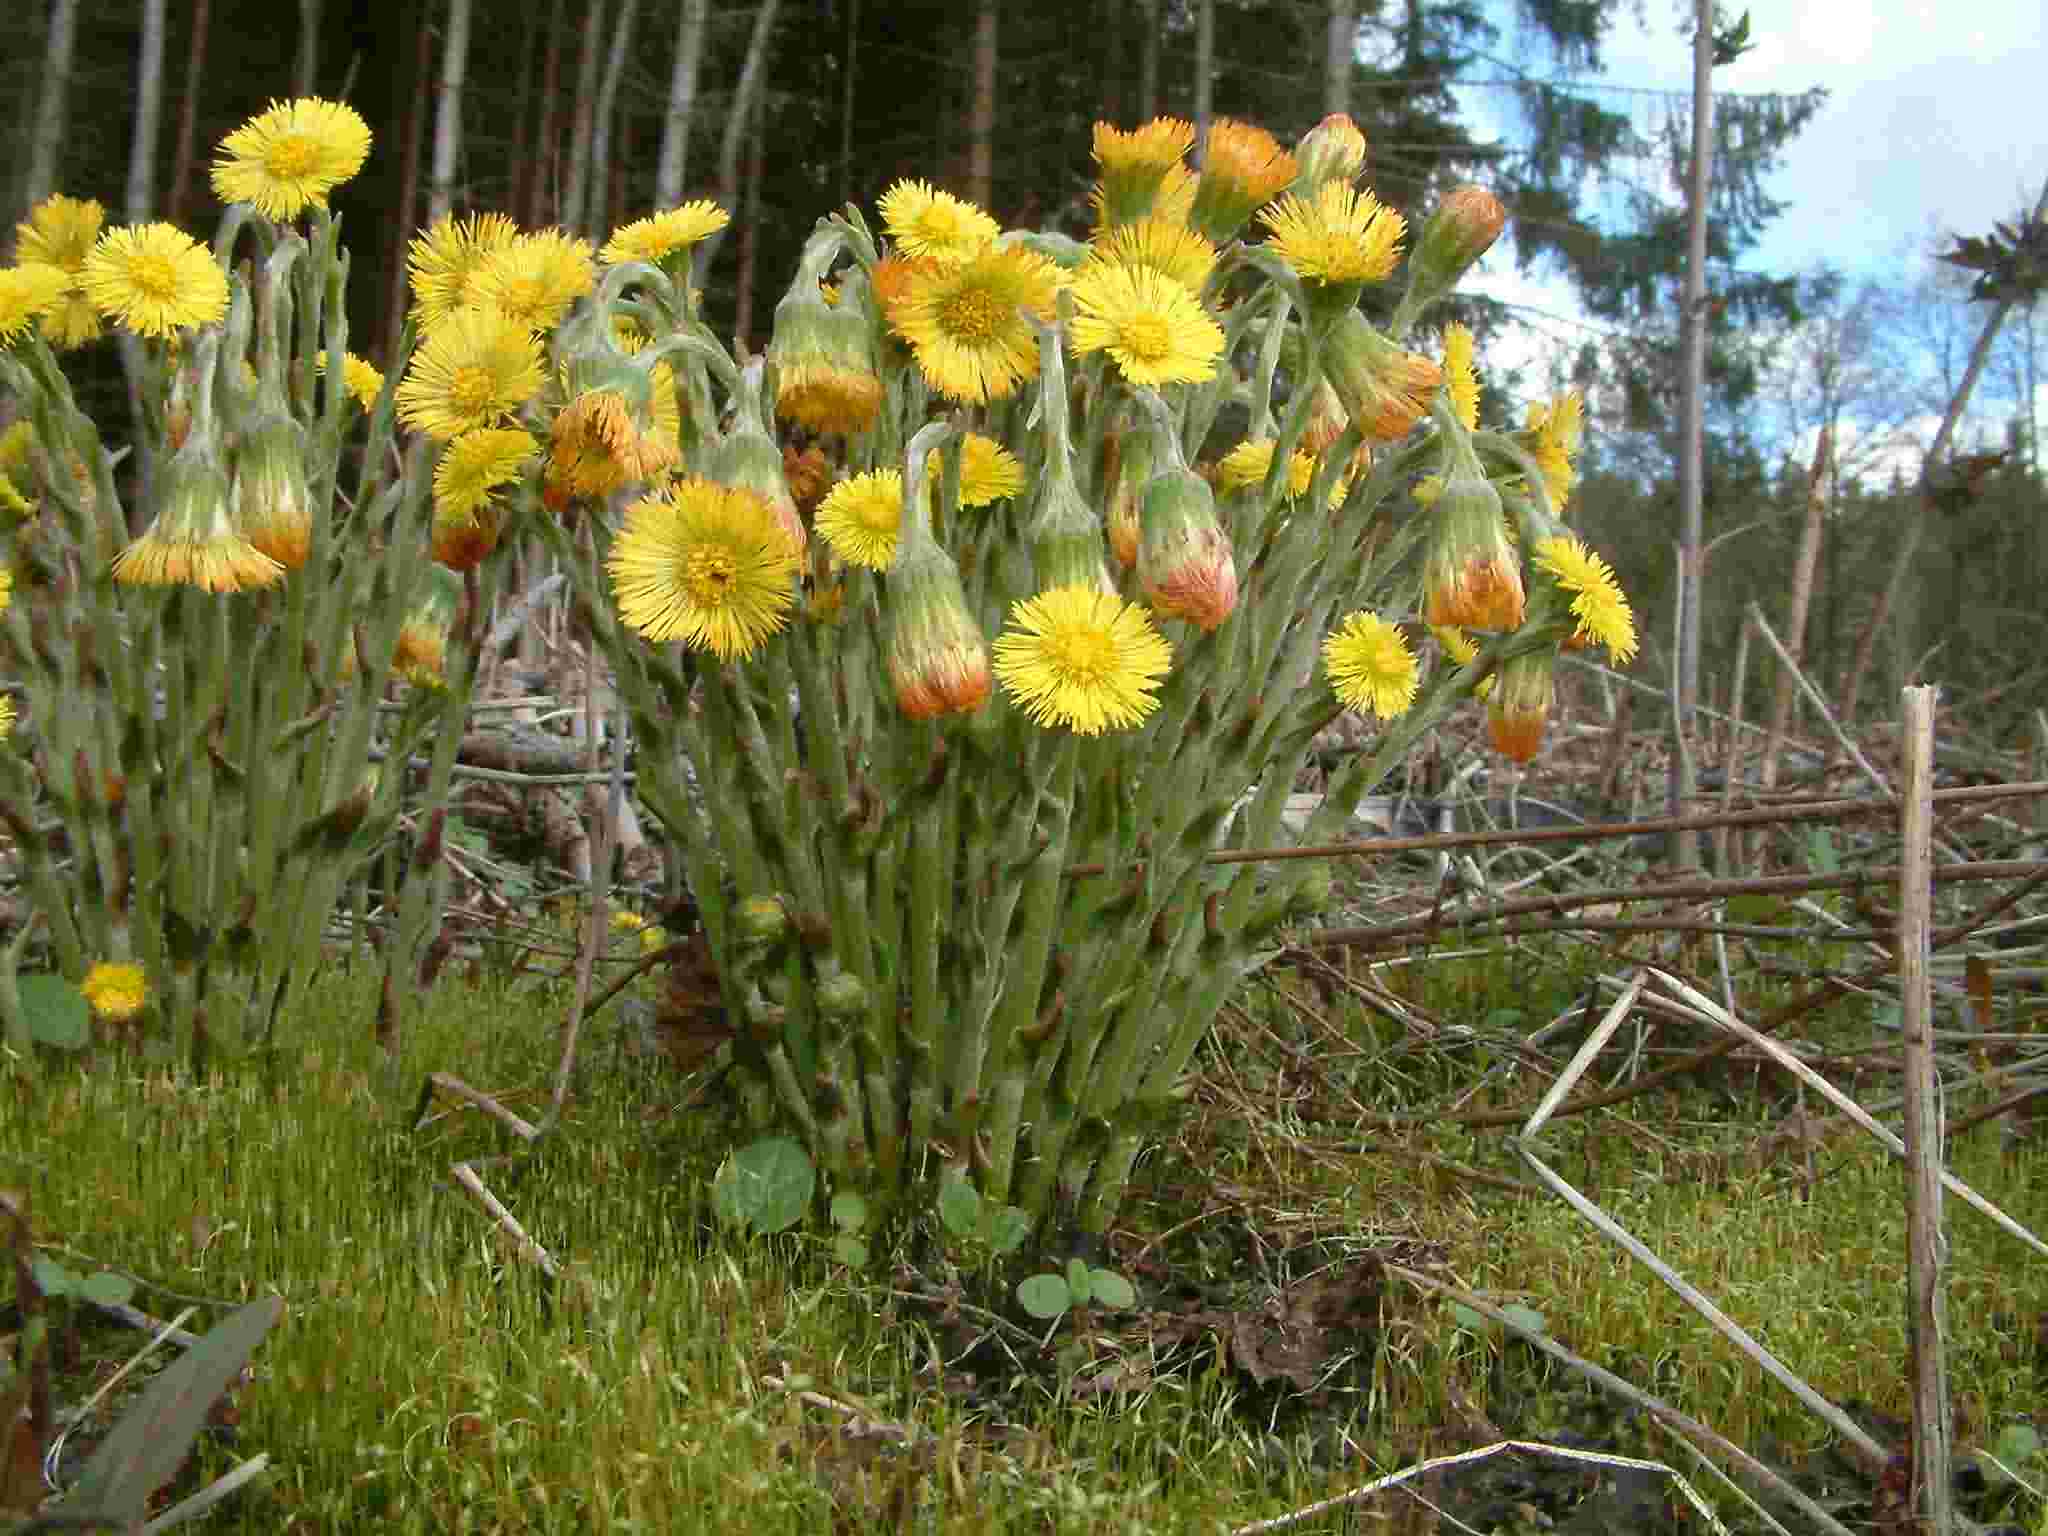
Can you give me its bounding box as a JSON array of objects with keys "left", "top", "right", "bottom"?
[
  {"left": 1086, "top": 1269, "right": 1136, "bottom": 1310},
  {"left": 710, "top": 1136, "right": 814, "bottom": 1235},
  {"left": 19, "top": 975, "right": 90, "bottom": 1050},
  {"left": 1016, "top": 1274, "right": 1072, "bottom": 1320}
]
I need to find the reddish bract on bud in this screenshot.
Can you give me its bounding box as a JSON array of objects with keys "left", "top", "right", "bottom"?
[{"left": 1486, "top": 651, "right": 1555, "bottom": 764}]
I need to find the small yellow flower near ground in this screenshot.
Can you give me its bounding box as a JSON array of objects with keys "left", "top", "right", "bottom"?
[
  {"left": 211, "top": 97, "right": 372, "bottom": 219},
  {"left": 815, "top": 470, "right": 904, "bottom": 570},
  {"left": 318, "top": 350, "right": 385, "bottom": 412},
  {"left": 81, "top": 961, "right": 149, "bottom": 1023},
  {"left": 1533, "top": 534, "right": 1637, "bottom": 664},
  {"left": 926, "top": 433, "right": 1025, "bottom": 508},
  {"left": 601, "top": 201, "right": 730, "bottom": 266},
  {"left": 81, "top": 224, "right": 229, "bottom": 338},
  {"left": 1322, "top": 611, "right": 1418, "bottom": 720},
  {"left": 607, "top": 477, "right": 798, "bottom": 660},
  {"left": 993, "top": 583, "right": 1174, "bottom": 736},
  {"left": 1067, "top": 263, "right": 1224, "bottom": 388}
]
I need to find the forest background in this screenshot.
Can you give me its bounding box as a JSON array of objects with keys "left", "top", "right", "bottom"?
[{"left": 2, "top": 0, "right": 2045, "bottom": 751}]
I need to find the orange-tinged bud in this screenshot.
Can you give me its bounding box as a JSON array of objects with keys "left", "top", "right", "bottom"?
[
  {"left": 1138, "top": 467, "right": 1237, "bottom": 631},
  {"left": 1487, "top": 651, "right": 1554, "bottom": 763},
  {"left": 1422, "top": 470, "right": 1525, "bottom": 633},
  {"left": 1320, "top": 308, "right": 1441, "bottom": 443}
]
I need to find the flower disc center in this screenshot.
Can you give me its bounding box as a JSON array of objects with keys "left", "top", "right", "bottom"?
[
  {"left": 941, "top": 287, "right": 1007, "bottom": 343},
  {"left": 684, "top": 547, "right": 739, "bottom": 607},
  {"left": 264, "top": 134, "right": 323, "bottom": 181}
]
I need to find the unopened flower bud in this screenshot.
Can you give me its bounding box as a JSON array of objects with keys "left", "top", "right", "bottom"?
[
  {"left": 232, "top": 410, "right": 313, "bottom": 570},
  {"left": 1487, "top": 650, "right": 1555, "bottom": 764},
  {"left": 1138, "top": 467, "right": 1238, "bottom": 631},
  {"left": 886, "top": 538, "right": 991, "bottom": 721},
  {"left": 769, "top": 266, "right": 883, "bottom": 437},
  {"left": 735, "top": 895, "right": 792, "bottom": 947},
  {"left": 1292, "top": 113, "right": 1368, "bottom": 196},
  {"left": 1320, "top": 309, "right": 1441, "bottom": 444},
  {"left": 1399, "top": 185, "right": 1506, "bottom": 323},
  {"left": 1423, "top": 469, "right": 1524, "bottom": 633},
  {"left": 815, "top": 966, "right": 868, "bottom": 1023}
]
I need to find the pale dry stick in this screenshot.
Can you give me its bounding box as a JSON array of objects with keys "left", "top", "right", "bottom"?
[
  {"left": 414, "top": 1071, "right": 539, "bottom": 1141},
  {"left": 1746, "top": 604, "right": 1894, "bottom": 801},
  {"left": 1523, "top": 971, "right": 1646, "bottom": 1133},
  {"left": 1717, "top": 613, "right": 1751, "bottom": 877},
  {"left": 1381, "top": 1266, "right": 1848, "bottom": 1536},
  {"left": 1646, "top": 968, "right": 2048, "bottom": 1260},
  {"left": 1228, "top": 1429, "right": 1734, "bottom": 1536},
  {"left": 1755, "top": 425, "right": 1834, "bottom": 867},
  {"left": 448, "top": 1161, "right": 560, "bottom": 1281},
  {"left": 138, "top": 1453, "right": 272, "bottom": 1534},
  {"left": 1897, "top": 684, "right": 1953, "bottom": 1536}
]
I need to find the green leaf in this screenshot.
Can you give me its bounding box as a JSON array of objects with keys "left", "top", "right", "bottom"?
[
  {"left": 984, "top": 1205, "right": 1032, "bottom": 1255},
  {"left": 1449, "top": 1301, "right": 1486, "bottom": 1332},
  {"left": 937, "top": 1175, "right": 982, "bottom": 1241},
  {"left": 710, "top": 1136, "right": 814, "bottom": 1235},
  {"left": 1087, "top": 1269, "right": 1136, "bottom": 1310},
  {"left": 19, "top": 974, "right": 90, "bottom": 1049},
  {"left": 1806, "top": 827, "right": 1839, "bottom": 875},
  {"left": 1065, "top": 1256, "right": 1092, "bottom": 1304},
  {"left": 1500, "top": 1303, "right": 1547, "bottom": 1338},
  {"left": 1993, "top": 1422, "right": 2042, "bottom": 1473},
  {"left": 829, "top": 1192, "right": 869, "bottom": 1233},
  {"left": 1016, "top": 1274, "right": 1072, "bottom": 1320},
  {"left": 831, "top": 1235, "right": 870, "bottom": 1268},
  {"left": 77, "top": 1271, "right": 138, "bottom": 1309},
  {"left": 31, "top": 1257, "right": 78, "bottom": 1298}
]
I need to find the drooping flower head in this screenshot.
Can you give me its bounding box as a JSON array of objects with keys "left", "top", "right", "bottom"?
[
  {"left": 1323, "top": 611, "right": 1419, "bottom": 720},
  {"left": 1091, "top": 118, "right": 1197, "bottom": 229},
  {"left": 1321, "top": 308, "right": 1442, "bottom": 443},
  {"left": 815, "top": 469, "right": 904, "bottom": 570},
  {"left": 1422, "top": 469, "right": 1524, "bottom": 633},
  {"left": 408, "top": 212, "right": 521, "bottom": 331},
  {"left": 769, "top": 274, "right": 883, "bottom": 436},
  {"left": 1487, "top": 649, "right": 1555, "bottom": 764},
  {"left": 888, "top": 244, "right": 1059, "bottom": 404},
  {"left": 211, "top": 97, "right": 372, "bottom": 219},
  {"left": 993, "top": 583, "right": 1174, "bottom": 735},
  {"left": 112, "top": 436, "right": 284, "bottom": 592},
  {"left": 81, "top": 224, "right": 229, "bottom": 338},
  {"left": 231, "top": 412, "right": 314, "bottom": 570},
  {"left": 545, "top": 355, "right": 681, "bottom": 507},
  {"left": 14, "top": 194, "right": 105, "bottom": 346},
  {"left": 470, "top": 229, "right": 596, "bottom": 333},
  {"left": 1533, "top": 535, "right": 1636, "bottom": 664},
  {"left": 1190, "top": 118, "right": 1297, "bottom": 241},
  {"left": 878, "top": 180, "right": 1002, "bottom": 263},
  {"left": 600, "top": 200, "right": 731, "bottom": 268},
  {"left": 1067, "top": 263, "right": 1224, "bottom": 388},
  {"left": 1137, "top": 467, "right": 1237, "bottom": 631},
  {"left": 886, "top": 506, "right": 992, "bottom": 721},
  {"left": 607, "top": 477, "right": 798, "bottom": 660},
  {"left": 395, "top": 306, "right": 545, "bottom": 439}
]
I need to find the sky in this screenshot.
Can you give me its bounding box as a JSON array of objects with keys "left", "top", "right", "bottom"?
[{"left": 1443, "top": 0, "right": 2048, "bottom": 467}]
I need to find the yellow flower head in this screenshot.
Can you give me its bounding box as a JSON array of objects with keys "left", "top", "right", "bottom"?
[
  {"left": 1323, "top": 610, "right": 1418, "bottom": 720},
  {"left": 1191, "top": 118, "right": 1297, "bottom": 240},
  {"left": 0, "top": 264, "right": 69, "bottom": 344},
  {"left": 993, "top": 583, "right": 1174, "bottom": 735},
  {"left": 545, "top": 365, "right": 681, "bottom": 505},
  {"left": 1216, "top": 438, "right": 1318, "bottom": 501},
  {"left": 471, "top": 229, "right": 596, "bottom": 333},
  {"left": 815, "top": 469, "right": 904, "bottom": 570},
  {"left": 600, "top": 200, "right": 731, "bottom": 265},
  {"left": 1522, "top": 390, "right": 1584, "bottom": 514},
  {"left": 1084, "top": 217, "right": 1217, "bottom": 294},
  {"left": 211, "top": 97, "right": 372, "bottom": 219},
  {"left": 889, "top": 245, "right": 1059, "bottom": 404},
  {"left": 927, "top": 432, "right": 1025, "bottom": 508},
  {"left": 0, "top": 693, "right": 14, "bottom": 740},
  {"left": 1443, "top": 323, "right": 1479, "bottom": 430},
  {"left": 1533, "top": 534, "right": 1636, "bottom": 664},
  {"left": 1429, "top": 623, "right": 1494, "bottom": 700},
  {"left": 878, "top": 180, "right": 1002, "bottom": 263},
  {"left": 16, "top": 195, "right": 105, "bottom": 347},
  {"left": 317, "top": 349, "right": 385, "bottom": 412},
  {"left": 1066, "top": 263, "right": 1224, "bottom": 387},
  {"left": 81, "top": 961, "right": 149, "bottom": 1023},
  {"left": 1091, "top": 118, "right": 1196, "bottom": 229},
  {"left": 1260, "top": 182, "right": 1405, "bottom": 287},
  {"left": 81, "top": 224, "right": 229, "bottom": 338},
  {"left": 395, "top": 306, "right": 545, "bottom": 440},
  {"left": 408, "top": 212, "right": 521, "bottom": 331},
  {"left": 607, "top": 477, "right": 798, "bottom": 660},
  {"left": 434, "top": 426, "right": 537, "bottom": 525}
]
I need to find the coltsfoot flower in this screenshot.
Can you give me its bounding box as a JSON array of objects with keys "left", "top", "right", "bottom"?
[
  {"left": 815, "top": 469, "right": 903, "bottom": 570},
  {"left": 888, "top": 244, "right": 1059, "bottom": 404},
  {"left": 1533, "top": 535, "right": 1636, "bottom": 663},
  {"left": 607, "top": 477, "right": 798, "bottom": 660},
  {"left": 1067, "top": 263, "right": 1224, "bottom": 387},
  {"left": 407, "top": 212, "right": 520, "bottom": 331},
  {"left": 994, "top": 584, "right": 1174, "bottom": 735},
  {"left": 211, "top": 97, "right": 372, "bottom": 219},
  {"left": 81, "top": 962, "right": 148, "bottom": 1023},
  {"left": 1323, "top": 611, "right": 1419, "bottom": 719},
  {"left": 878, "top": 180, "right": 1001, "bottom": 263},
  {"left": 81, "top": 224, "right": 228, "bottom": 337},
  {"left": 395, "top": 306, "right": 544, "bottom": 440},
  {"left": 601, "top": 201, "right": 730, "bottom": 266}
]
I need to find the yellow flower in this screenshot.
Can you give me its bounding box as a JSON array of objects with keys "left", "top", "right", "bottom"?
[
  {"left": 435, "top": 427, "right": 537, "bottom": 523},
  {"left": 395, "top": 306, "right": 545, "bottom": 440},
  {"left": 993, "top": 583, "right": 1174, "bottom": 735},
  {"left": 1533, "top": 535, "right": 1636, "bottom": 664},
  {"left": 607, "top": 477, "right": 798, "bottom": 660},
  {"left": 1443, "top": 323, "right": 1479, "bottom": 430},
  {"left": 316, "top": 349, "right": 385, "bottom": 411},
  {"left": 1091, "top": 118, "right": 1196, "bottom": 229},
  {"left": 0, "top": 561, "right": 12, "bottom": 615},
  {"left": 815, "top": 469, "right": 904, "bottom": 570},
  {"left": 1190, "top": 119, "right": 1297, "bottom": 240},
  {"left": 600, "top": 200, "right": 731, "bottom": 265},
  {"left": 1217, "top": 439, "right": 1314, "bottom": 500},
  {"left": 1083, "top": 217, "right": 1217, "bottom": 293},
  {"left": 1260, "top": 182, "right": 1405, "bottom": 287},
  {"left": 1323, "top": 611, "right": 1418, "bottom": 720},
  {"left": 889, "top": 245, "right": 1059, "bottom": 404},
  {"left": 81, "top": 961, "right": 149, "bottom": 1023},
  {"left": 211, "top": 97, "right": 372, "bottom": 219},
  {"left": 545, "top": 368, "right": 680, "bottom": 505},
  {"left": 81, "top": 224, "right": 228, "bottom": 337},
  {"left": 878, "top": 180, "right": 1001, "bottom": 262},
  {"left": 408, "top": 212, "right": 521, "bottom": 331},
  {"left": 769, "top": 282, "right": 883, "bottom": 436},
  {"left": 1066, "top": 263, "right": 1224, "bottom": 387},
  {"left": 0, "top": 693, "right": 14, "bottom": 740},
  {"left": 15, "top": 195, "right": 105, "bottom": 346},
  {"left": 471, "top": 229, "right": 596, "bottom": 333},
  {"left": 1429, "top": 623, "right": 1494, "bottom": 700},
  {"left": 1522, "top": 391, "right": 1584, "bottom": 514},
  {"left": 927, "top": 432, "right": 1025, "bottom": 508},
  {"left": 0, "top": 264, "right": 69, "bottom": 344}
]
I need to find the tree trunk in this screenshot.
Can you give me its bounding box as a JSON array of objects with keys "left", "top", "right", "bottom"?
[
  {"left": 696, "top": 0, "right": 780, "bottom": 282},
  {"left": 507, "top": 0, "right": 539, "bottom": 225},
  {"left": 529, "top": 0, "right": 566, "bottom": 227},
  {"left": 1665, "top": 0, "right": 1713, "bottom": 869},
  {"left": 732, "top": 91, "right": 765, "bottom": 349},
  {"left": 1324, "top": 0, "right": 1354, "bottom": 117},
  {"left": 120, "top": 0, "right": 168, "bottom": 526},
  {"left": 836, "top": 0, "right": 858, "bottom": 205},
  {"left": 968, "top": 0, "right": 995, "bottom": 211},
  {"left": 560, "top": 0, "right": 607, "bottom": 237},
  {"left": 164, "top": 0, "right": 212, "bottom": 226},
  {"left": 586, "top": 0, "right": 639, "bottom": 232},
  {"left": 1137, "top": 0, "right": 1158, "bottom": 120},
  {"left": 1838, "top": 170, "right": 2048, "bottom": 725},
  {"left": 382, "top": 0, "right": 433, "bottom": 361},
  {"left": 426, "top": 0, "right": 471, "bottom": 225},
  {"left": 1100, "top": 0, "right": 1122, "bottom": 128},
  {"left": 655, "top": 0, "right": 709, "bottom": 210},
  {"left": 22, "top": 0, "right": 81, "bottom": 242},
  {"left": 1192, "top": 0, "right": 1213, "bottom": 161},
  {"left": 295, "top": 0, "right": 320, "bottom": 95}
]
